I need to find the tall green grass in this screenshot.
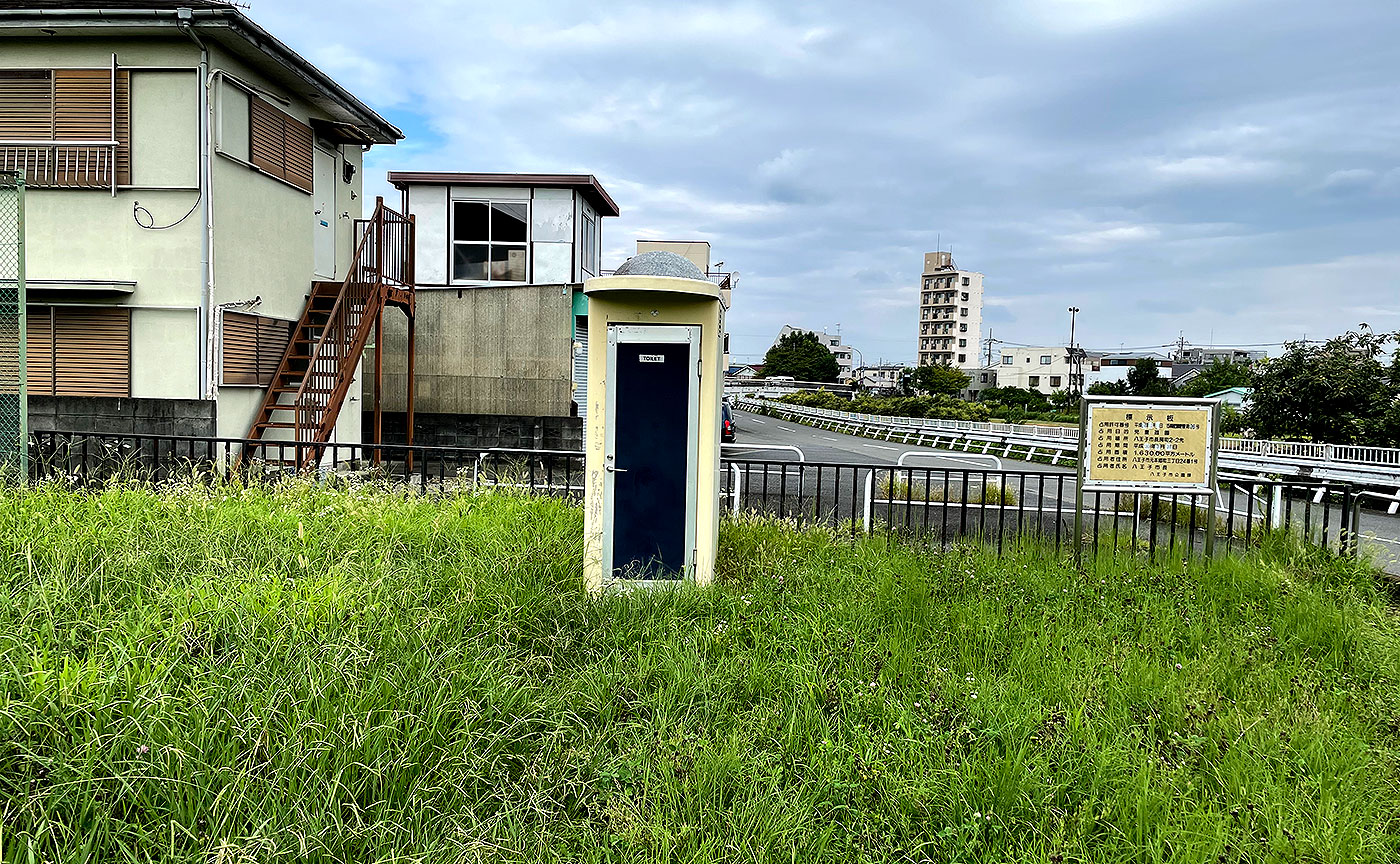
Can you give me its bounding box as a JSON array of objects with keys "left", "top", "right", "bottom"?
[{"left": 0, "top": 480, "right": 1396, "bottom": 862}]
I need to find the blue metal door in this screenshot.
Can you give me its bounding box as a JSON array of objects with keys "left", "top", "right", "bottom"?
[{"left": 605, "top": 326, "right": 699, "bottom": 580}]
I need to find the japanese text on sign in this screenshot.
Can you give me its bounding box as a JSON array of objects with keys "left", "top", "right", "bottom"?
[{"left": 1084, "top": 405, "right": 1212, "bottom": 488}]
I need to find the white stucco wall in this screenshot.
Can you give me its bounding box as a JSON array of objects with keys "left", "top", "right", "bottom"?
[
  {"left": 407, "top": 184, "right": 448, "bottom": 285},
  {"left": 206, "top": 45, "right": 367, "bottom": 442}
]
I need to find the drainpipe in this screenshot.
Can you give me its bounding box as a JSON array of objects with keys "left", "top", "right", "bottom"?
[{"left": 178, "top": 10, "right": 213, "bottom": 399}]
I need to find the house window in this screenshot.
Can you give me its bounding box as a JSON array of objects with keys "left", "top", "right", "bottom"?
[
  {"left": 959, "top": 308, "right": 968, "bottom": 317},
  {"left": 961, "top": 277, "right": 970, "bottom": 286},
  {"left": 222, "top": 311, "right": 293, "bottom": 386},
  {"left": 452, "top": 200, "right": 528, "bottom": 282},
  {"left": 580, "top": 211, "right": 598, "bottom": 277},
  {"left": 957, "top": 354, "right": 966, "bottom": 363},
  {"left": 1050, "top": 376, "right": 1062, "bottom": 388},
  {"left": 958, "top": 339, "right": 967, "bottom": 347},
  {"left": 1001, "top": 355, "right": 1012, "bottom": 365},
  {"left": 0, "top": 68, "right": 131, "bottom": 188},
  {"left": 1029, "top": 376, "right": 1040, "bottom": 388},
  {"left": 961, "top": 292, "right": 969, "bottom": 301},
  {"left": 26, "top": 306, "right": 130, "bottom": 397},
  {"left": 249, "top": 95, "right": 313, "bottom": 192},
  {"left": 959, "top": 323, "right": 967, "bottom": 332},
  {"left": 1040, "top": 355, "right": 1052, "bottom": 365},
  {"left": 980, "top": 373, "right": 989, "bottom": 383}
]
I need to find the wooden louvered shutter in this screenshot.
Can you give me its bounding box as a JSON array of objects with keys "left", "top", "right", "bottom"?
[
  {"left": 53, "top": 307, "right": 129, "bottom": 397},
  {"left": 0, "top": 71, "right": 53, "bottom": 139},
  {"left": 51, "top": 69, "right": 129, "bottom": 186},
  {"left": 257, "top": 317, "right": 292, "bottom": 385},
  {"left": 54, "top": 69, "right": 110, "bottom": 187},
  {"left": 249, "top": 96, "right": 285, "bottom": 180},
  {"left": 222, "top": 311, "right": 259, "bottom": 385},
  {"left": 114, "top": 71, "right": 130, "bottom": 186},
  {"left": 282, "top": 116, "right": 313, "bottom": 192},
  {"left": 223, "top": 312, "right": 291, "bottom": 386},
  {"left": 249, "top": 95, "right": 313, "bottom": 193},
  {"left": 26, "top": 307, "right": 54, "bottom": 397}
]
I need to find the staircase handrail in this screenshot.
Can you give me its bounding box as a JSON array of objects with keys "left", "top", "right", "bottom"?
[{"left": 293, "top": 199, "right": 412, "bottom": 441}]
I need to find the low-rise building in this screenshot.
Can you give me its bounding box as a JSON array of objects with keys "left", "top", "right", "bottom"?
[
  {"left": 1089, "top": 352, "right": 1173, "bottom": 387},
  {"left": 992, "top": 347, "right": 1085, "bottom": 395},
  {"left": 376, "top": 171, "right": 619, "bottom": 447},
  {"left": 1175, "top": 347, "right": 1267, "bottom": 366},
  {"left": 854, "top": 364, "right": 905, "bottom": 395},
  {"left": 967, "top": 365, "right": 999, "bottom": 400},
  {"left": 1206, "top": 387, "right": 1254, "bottom": 409}
]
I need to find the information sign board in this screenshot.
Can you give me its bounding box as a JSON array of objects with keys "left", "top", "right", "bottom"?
[
  {"left": 1073, "top": 395, "right": 1223, "bottom": 562},
  {"left": 1082, "top": 401, "right": 1215, "bottom": 491}
]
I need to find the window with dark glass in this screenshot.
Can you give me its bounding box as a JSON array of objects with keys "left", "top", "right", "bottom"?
[{"left": 452, "top": 200, "right": 528, "bottom": 283}]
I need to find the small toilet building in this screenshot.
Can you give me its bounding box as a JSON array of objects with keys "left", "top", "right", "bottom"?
[{"left": 582, "top": 252, "right": 725, "bottom": 592}]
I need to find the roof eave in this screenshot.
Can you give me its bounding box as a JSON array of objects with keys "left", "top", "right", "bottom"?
[
  {"left": 0, "top": 7, "right": 403, "bottom": 144},
  {"left": 388, "top": 171, "right": 621, "bottom": 217}
]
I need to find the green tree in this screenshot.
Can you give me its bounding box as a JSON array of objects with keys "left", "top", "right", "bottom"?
[
  {"left": 761, "top": 331, "right": 840, "bottom": 383},
  {"left": 1127, "top": 358, "right": 1170, "bottom": 396},
  {"left": 1244, "top": 329, "right": 1400, "bottom": 444},
  {"left": 1087, "top": 380, "right": 1129, "bottom": 396},
  {"left": 1174, "top": 359, "right": 1254, "bottom": 398},
  {"left": 1048, "top": 389, "right": 1078, "bottom": 411},
  {"left": 909, "top": 363, "right": 970, "bottom": 397},
  {"left": 977, "top": 386, "right": 1052, "bottom": 412}
]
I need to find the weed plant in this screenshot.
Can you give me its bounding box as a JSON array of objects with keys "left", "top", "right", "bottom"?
[{"left": 0, "top": 480, "right": 1396, "bottom": 862}]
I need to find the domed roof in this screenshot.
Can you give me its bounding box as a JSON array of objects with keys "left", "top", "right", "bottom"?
[{"left": 611, "top": 250, "right": 705, "bottom": 280}]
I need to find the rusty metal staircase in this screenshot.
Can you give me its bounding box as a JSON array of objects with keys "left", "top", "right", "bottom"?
[{"left": 244, "top": 198, "right": 415, "bottom": 469}]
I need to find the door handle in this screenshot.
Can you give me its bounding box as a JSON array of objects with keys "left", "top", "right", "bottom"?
[{"left": 605, "top": 464, "right": 628, "bottom": 473}]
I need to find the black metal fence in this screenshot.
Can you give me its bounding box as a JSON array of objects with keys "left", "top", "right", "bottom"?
[
  {"left": 24, "top": 431, "right": 1370, "bottom": 562},
  {"left": 721, "top": 460, "right": 1362, "bottom": 561}
]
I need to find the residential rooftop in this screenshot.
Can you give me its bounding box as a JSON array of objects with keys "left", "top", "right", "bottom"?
[
  {"left": 387, "top": 172, "right": 621, "bottom": 218},
  {"left": 0, "top": 0, "right": 402, "bottom": 144}
]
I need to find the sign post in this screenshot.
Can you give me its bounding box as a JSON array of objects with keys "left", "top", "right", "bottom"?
[{"left": 1074, "top": 395, "right": 1221, "bottom": 565}]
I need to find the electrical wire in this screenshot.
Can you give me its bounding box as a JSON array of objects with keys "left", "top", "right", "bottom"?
[{"left": 132, "top": 192, "right": 201, "bottom": 231}]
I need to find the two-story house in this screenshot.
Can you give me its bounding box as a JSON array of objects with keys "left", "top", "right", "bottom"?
[{"left": 0, "top": 0, "right": 402, "bottom": 443}]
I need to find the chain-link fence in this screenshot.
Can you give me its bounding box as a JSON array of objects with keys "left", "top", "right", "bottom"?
[{"left": 0, "top": 172, "right": 25, "bottom": 478}]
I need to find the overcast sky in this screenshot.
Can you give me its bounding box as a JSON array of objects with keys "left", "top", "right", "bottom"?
[{"left": 255, "top": 0, "right": 1400, "bottom": 365}]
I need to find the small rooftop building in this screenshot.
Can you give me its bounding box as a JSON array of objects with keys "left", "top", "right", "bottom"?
[{"left": 370, "top": 172, "right": 619, "bottom": 447}]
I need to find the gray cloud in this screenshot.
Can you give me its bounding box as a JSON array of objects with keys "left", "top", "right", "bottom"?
[{"left": 248, "top": 0, "right": 1400, "bottom": 364}]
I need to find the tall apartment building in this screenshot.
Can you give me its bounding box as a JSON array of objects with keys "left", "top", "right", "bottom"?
[{"left": 917, "top": 252, "right": 983, "bottom": 370}]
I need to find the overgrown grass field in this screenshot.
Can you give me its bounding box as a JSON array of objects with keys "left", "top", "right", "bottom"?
[{"left": 1, "top": 482, "right": 1397, "bottom": 862}]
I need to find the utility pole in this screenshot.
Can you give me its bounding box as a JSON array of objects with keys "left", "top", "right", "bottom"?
[
  {"left": 1067, "top": 306, "right": 1084, "bottom": 398},
  {"left": 983, "top": 329, "right": 1005, "bottom": 369}
]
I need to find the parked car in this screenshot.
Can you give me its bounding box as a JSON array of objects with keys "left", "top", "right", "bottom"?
[{"left": 722, "top": 400, "right": 737, "bottom": 442}]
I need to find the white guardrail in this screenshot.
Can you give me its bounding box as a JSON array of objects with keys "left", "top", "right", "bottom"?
[{"left": 736, "top": 397, "right": 1400, "bottom": 508}]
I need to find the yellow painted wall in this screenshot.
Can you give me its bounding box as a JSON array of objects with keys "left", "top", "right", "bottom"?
[{"left": 582, "top": 276, "right": 724, "bottom": 592}]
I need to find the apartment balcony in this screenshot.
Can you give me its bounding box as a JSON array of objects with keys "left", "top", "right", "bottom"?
[{"left": 0, "top": 141, "right": 120, "bottom": 191}]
